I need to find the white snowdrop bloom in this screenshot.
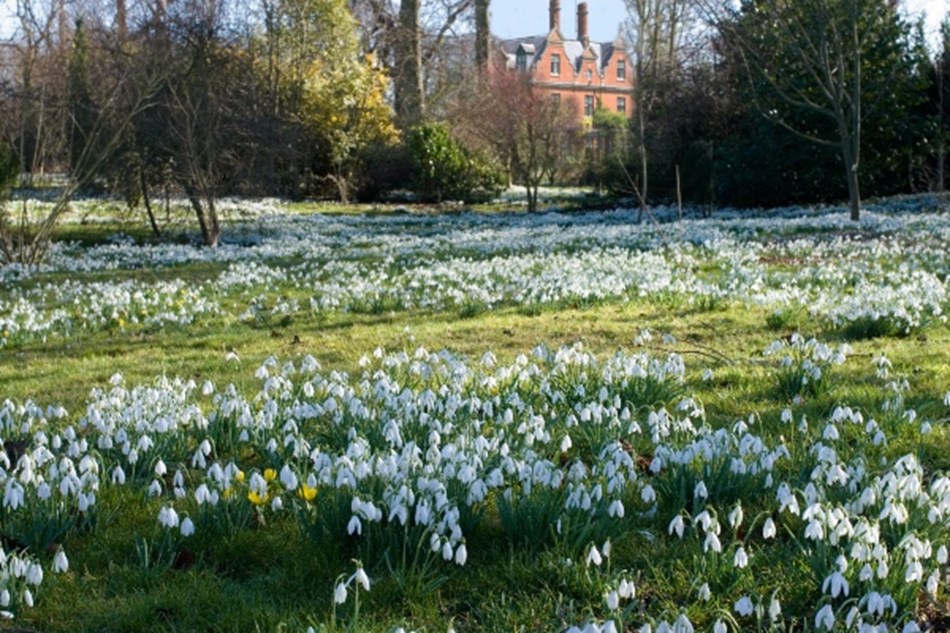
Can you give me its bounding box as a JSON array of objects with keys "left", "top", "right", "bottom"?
[
  {"left": 586, "top": 545, "right": 603, "bottom": 567},
  {"left": 937, "top": 545, "right": 947, "bottom": 564},
  {"left": 734, "top": 596, "right": 754, "bottom": 616},
  {"left": 762, "top": 517, "right": 777, "bottom": 539},
  {"left": 814, "top": 604, "right": 835, "bottom": 630},
  {"left": 944, "top": 391, "right": 950, "bottom": 407},
  {"left": 22, "top": 589, "right": 33, "bottom": 608},
  {"left": 781, "top": 408, "right": 793, "bottom": 423},
  {"left": 601, "top": 621, "right": 618, "bottom": 633},
  {"left": 822, "top": 571, "right": 849, "bottom": 598},
  {"left": 608, "top": 499, "right": 625, "bottom": 518},
  {"left": 560, "top": 435, "right": 572, "bottom": 453},
  {"left": 668, "top": 515, "right": 685, "bottom": 538},
  {"left": 641, "top": 485, "right": 656, "bottom": 503},
  {"left": 702, "top": 368, "right": 714, "bottom": 382},
  {"left": 728, "top": 504, "right": 744, "bottom": 530},
  {"left": 713, "top": 620, "right": 727, "bottom": 633},
  {"left": 271, "top": 497, "right": 282, "bottom": 512},
  {"left": 26, "top": 562, "right": 43, "bottom": 586},
  {"left": 353, "top": 566, "right": 370, "bottom": 591},
  {"left": 733, "top": 546, "right": 749, "bottom": 569},
  {"left": 704, "top": 531, "right": 722, "bottom": 554},
  {"left": 347, "top": 515, "right": 362, "bottom": 536},
  {"left": 901, "top": 623, "right": 921, "bottom": 633},
  {"left": 158, "top": 506, "right": 180, "bottom": 529},
  {"left": 606, "top": 590, "right": 619, "bottom": 610},
  {"left": 672, "top": 614, "right": 693, "bottom": 633},
  {"left": 769, "top": 595, "right": 781, "bottom": 622},
  {"left": 111, "top": 465, "right": 126, "bottom": 485},
  {"left": 618, "top": 578, "right": 635, "bottom": 599},
  {"left": 202, "top": 381, "right": 214, "bottom": 396},
  {"left": 334, "top": 582, "right": 347, "bottom": 604},
  {"left": 53, "top": 548, "right": 69, "bottom": 573},
  {"left": 697, "top": 583, "right": 711, "bottom": 601},
  {"left": 154, "top": 459, "right": 167, "bottom": 477},
  {"left": 442, "top": 541, "right": 454, "bottom": 561},
  {"left": 0, "top": 589, "right": 9, "bottom": 607},
  {"left": 181, "top": 517, "right": 195, "bottom": 537},
  {"left": 279, "top": 464, "right": 298, "bottom": 491},
  {"left": 455, "top": 543, "right": 468, "bottom": 566},
  {"left": 694, "top": 481, "right": 708, "bottom": 500},
  {"left": 602, "top": 540, "right": 611, "bottom": 559},
  {"left": 148, "top": 479, "right": 163, "bottom": 497}
]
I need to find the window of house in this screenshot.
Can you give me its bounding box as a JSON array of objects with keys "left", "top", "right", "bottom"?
[
  {"left": 551, "top": 54, "right": 560, "bottom": 76},
  {"left": 584, "top": 95, "right": 594, "bottom": 117},
  {"left": 617, "top": 59, "right": 626, "bottom": 81},
  {"left": 586, "top": 69, "right": 593, "bottom": 81},
  {"left": 617, "top": 97, "right": 626, "bottom": 114},
  {"left": 516, "top": 51, "right": 527, "bottom": 72}
]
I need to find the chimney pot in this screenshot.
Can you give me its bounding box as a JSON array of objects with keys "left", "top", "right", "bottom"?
[
  {"left": 549, "top": 0, "right": 561, "bottom": 33},
  {"left": 577, "top": 2, "right": 589, "bottom": 48}
]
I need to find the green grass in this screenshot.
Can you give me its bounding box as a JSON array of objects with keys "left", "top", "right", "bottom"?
[{"left": 2, "top": 219, "right": 950, "bottom": 632}]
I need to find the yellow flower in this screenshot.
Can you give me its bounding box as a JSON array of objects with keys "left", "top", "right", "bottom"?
[
  {"left": 248, "top": 490, "right": 268, "bottom": 506},
  {"left": 264, "top": 468, "right": 277, "bottom": 482},
  {"left": 298, "top": 485, "right": 317, "bottom": 502},
  {"left": 234, "top": 470, "right": 245, "bottom": 484},
  {"left": 223, "top": 487, "right": 234, "bottom": 499}
]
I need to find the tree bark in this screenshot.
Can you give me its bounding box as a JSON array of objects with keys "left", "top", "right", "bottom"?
[
  {"left": 394, "top": 0, "right": 424, "bottom": 128},
  {"left": 475, "top": 0, "right": 490, "bottom": 70}
]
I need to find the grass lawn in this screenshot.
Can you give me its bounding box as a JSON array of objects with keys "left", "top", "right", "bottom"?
[{"left": 2, "top": 196, "right": 949, "bottom": 632}]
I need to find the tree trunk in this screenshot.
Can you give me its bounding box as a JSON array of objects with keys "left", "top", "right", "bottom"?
[
  {"left": 116, "top": 0, "right": 127, "bottom": 39},
  {"left": 394, "top": 0, "right": 424, "bottom": 129},
  {"left": 475, "top": 0, "right": 490, "bottom": 70},
  {"left": 140, "top": 166, "right": 160, "bottom": 237},
  {"left": 841, "top": 139, "right": 861, "bottom": 222}
]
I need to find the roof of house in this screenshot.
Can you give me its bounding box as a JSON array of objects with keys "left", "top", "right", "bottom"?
[{"left": 499, "top": 33, "right": 626, "bottom": 74}]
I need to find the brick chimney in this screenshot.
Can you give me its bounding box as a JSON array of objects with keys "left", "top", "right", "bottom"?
[
  {"left": 577, "top": 2, "right": 589, "bottom": 48},
  {"left": 549, "top": 0, "right": 561, "bottom": 33}
]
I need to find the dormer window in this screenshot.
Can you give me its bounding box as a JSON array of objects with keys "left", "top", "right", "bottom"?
[
  {"left": 551, "top": 54, "right": 561, "bottom": 76},
  {"left": 516, "top": 50, "right": 527, "bottom": 72},
  {"left": 617, "top": 59, "right": 626, "bottom": 81},
  {"left": 586, "top": 69, "right": 593, "bottom": 81}
]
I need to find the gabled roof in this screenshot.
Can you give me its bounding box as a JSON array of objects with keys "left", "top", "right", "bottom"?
[{"left": 499, "top": 32, "right": 626, "bottom": 76}]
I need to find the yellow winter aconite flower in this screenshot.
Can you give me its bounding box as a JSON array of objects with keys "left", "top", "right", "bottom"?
[
  {"left": 248, "top": 490, "right": 268, "bottom": 506},
  {"left": 298, "top": 485, "right": 317, "bottom": 502},
  {"left": 264, "top": 468, "right": 277, "bottom": 482},
  {"left": 234, "top": 470, "right": 245, "bottom": 483}
]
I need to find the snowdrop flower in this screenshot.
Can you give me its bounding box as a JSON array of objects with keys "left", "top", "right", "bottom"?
[
  {"left": 822, "top": 571, "right": 848, "bottom": 598},
  {"left": 728, "top": 504, "right": 743, "bottom": 530},
  {"left": 641, "top": 485, "right": 656, "bottom": 503},
  {"left": 733, "top": 546, "right": 748, "bottom": 569},
  {"left": 334, "top": 582, "right": 347, "bottom": 604},
  {"left": 697, "top": 583, "right": 711, "bottom": 601},
  {"left": 713, "top": 620, "right": 727, "bottom": 633},
  {"left": 53, "top": 548, "right": 69, "bottom": 573},
  {"left": 347, "top": 515, "right": 362, "bottom": 535},
  {"left": 586, "top": 545, "right": 603, "bottom": 567},
  {"left": 814, "top": 604, "right": 835, "bottom": 630},
  {"left": 26, "top": 563, "right": 43, "bottom": 586},
  {"left": 23, "top": 589, "right": 33, "bottom": 608},
  {"left": 734, "top": 596, "right": 754, "bottom": 617},
  {"left": 454, "top": 543, "right": 468, "bottom": 566},
  {"left": 601, "top": 621, "right": 618, "bottom": 633},
  {"left": 762, "top": 517, "right": 777, "bottom": 539},
  {"left": 606, "top": 590, "right": 619, "bottom": 610},
  {"left": 769, "top": 595, "right": 781, "bottom": 622},
  {"left": 693, "top": 481, "right": 708, "bottom": 500},
  {"left": 353, "top": 566, "right": 370, "bottom": 591},
  {"left": 668, "top": 515, "right": 685, "bottom": 538},
  {"left": 703, "top": 531, "right": 722, "bottom": 553},
  {"left": 181, "top": 517, "right": 195, "bottom": 537},
  {"left": 618, "top": 578, "right": 635, "bottom": 599},
  {"left": 702, "top": 368, "right": 714, "bottom": 382}
]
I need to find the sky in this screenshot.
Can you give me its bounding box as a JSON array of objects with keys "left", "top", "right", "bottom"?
[
  {"left": 491, "top": 0, "right": 948, "bottom": 48},
  {"left": 0, "top": 1, "right": 947, "bottom": 48}
]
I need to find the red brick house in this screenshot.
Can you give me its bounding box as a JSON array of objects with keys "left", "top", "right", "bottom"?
[{"left": 497, "top": 1, "right": 634, "bottom": 121}]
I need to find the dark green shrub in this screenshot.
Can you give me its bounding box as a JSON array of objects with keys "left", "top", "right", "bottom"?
[{"left": 406, "top": 123, "right": 504, "bottom": 204}]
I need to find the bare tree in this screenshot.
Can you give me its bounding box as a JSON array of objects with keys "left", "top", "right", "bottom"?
[
  {"left": 625, "top": 0, "right": 698, "bottom": 221},
  {"left": 456, "top": 71, "right": 580, "bottom": 212}
]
